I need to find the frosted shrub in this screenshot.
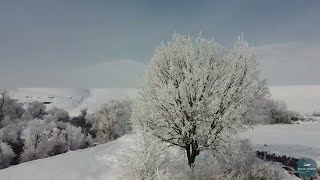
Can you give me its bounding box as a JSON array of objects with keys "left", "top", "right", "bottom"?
[
  {"left": 21, "top": 119, "right": 52, "bottom": 162},
  {"left": 64, "top": 124, "right": 86, "bottom": 150},
  {"left": 46, "top": 107, "right": 69, "bottom": 122},
  {"left": 0, "top": 124, "right": 20, "bottom": 144},
  {"left": 120, "top": 131, "right": 171, "bottom": 180},
  {"left": 86, "top": 99, "right": 132, "bottom": 143},
  {"left": 0, "top": 142, "right": 15, "bottom": 169},
  {"left": 21, "top": 119, "right": 90, "bottom": 162},
  {"left": 220, "top": 162, "right": 291, "bottom": 180},
  {"left": 154, "top": 138, "right": 289, "bottom": 180},
  {"left": 0, "top": 90, "right": 25, "bottom": 126},
  {"left": 25, "top": 101, "right": 46, "bottom": 119}
]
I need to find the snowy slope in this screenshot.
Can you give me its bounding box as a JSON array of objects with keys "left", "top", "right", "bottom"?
[
  {"left": 0, "top": 134, "right": 136, "bottom": 180},
  {"left": 1, "top": 124, "right": 320, "bottom": 180}
]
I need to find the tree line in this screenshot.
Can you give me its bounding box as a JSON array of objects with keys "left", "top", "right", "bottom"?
[{"left": 0, "top": 90, "right": 132, "bottom": 169}]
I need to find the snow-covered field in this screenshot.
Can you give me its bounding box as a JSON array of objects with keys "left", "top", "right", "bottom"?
[
  {"left": 7, "top": 85, "right": 320, "bottom": 116},
  {"left": 8, "top": 88, "right": 138, "bottom": 116},
  {"left": 241, "top": 123, "right": 320, "bottom": 162},
  {"left": 1, "top": 86, "right": 319, "bottom": 179},
  {"left": 0, "top": 134, "right": 136, "bottom": 180},
  {"left": 0, "top": 123, "right": 320, "bottom": 180}
]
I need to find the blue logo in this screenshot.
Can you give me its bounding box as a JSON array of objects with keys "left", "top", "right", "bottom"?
[{"left": 297, "top": 158, "right": 318, "bottom": 179}]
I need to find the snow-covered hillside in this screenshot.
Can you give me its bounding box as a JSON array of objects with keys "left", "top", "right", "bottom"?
[
  {"left": 8, "top": 88, "right": 137, "bottom": 116},
  {"left": 1, "top": 124, "right": 320, "bottom": 180},
  {"left": 7, "top": 86, "right": 320, "bottom": 116}
]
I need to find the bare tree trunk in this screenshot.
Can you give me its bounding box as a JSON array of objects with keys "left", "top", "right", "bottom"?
[{"left": 186, "top": 142, "right": 200, "bottom": 167}]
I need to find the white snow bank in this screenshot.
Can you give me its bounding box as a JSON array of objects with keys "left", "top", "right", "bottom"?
[
  {"left": 0, "top": 134, "right": 136, "bottom": 180},
  {"left": 1, "top": 124, "right": 320, "bottom": 179},
  {"left": 241, "top": 123, "right": 320, "bottom": 163}
]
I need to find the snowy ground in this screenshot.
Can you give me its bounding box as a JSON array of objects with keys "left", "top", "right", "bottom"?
[
  {"left": 1, "top": 86, "right": 319, "bottom": 179},
  {"left": 0, "top": 134, "right": 136, "bottom": 180},
  {"left": 1, "top": 123, "right": 320, "bottom": 180},
  {"left": 7, "top": 85, "right": 320, "bottom": 116},
  {"left": 241, "top": 123, "right": 320, "bottom": 163}
]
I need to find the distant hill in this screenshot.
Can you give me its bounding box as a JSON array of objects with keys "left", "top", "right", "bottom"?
[{"left": 6, "top": 86, "right": 320, "bottom": 116}]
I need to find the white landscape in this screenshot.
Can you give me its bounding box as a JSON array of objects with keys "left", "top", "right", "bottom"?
[
  {"left": 0, "top": 124, "right": 319, "bottom": 180},
  {"left": 0, "top": 86, "right": 319, "bottom": 180},
  {"left": 2, "top": 0, "right": 320, "bottom": 179},
  {"left": 7, "top": 85, "right": 320, "bottom": 116}
]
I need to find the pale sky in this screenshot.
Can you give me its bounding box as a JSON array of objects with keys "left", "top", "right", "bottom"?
[{"left": 1, "top": 0, "right": 320, "bottom": 88}]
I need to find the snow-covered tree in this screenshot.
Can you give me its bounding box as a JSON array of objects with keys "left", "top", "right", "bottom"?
[
  {"left": 21, "top": 111, "right": 34, "bottom": 121},
  {"left": 25, "top": 101, "right": 46, "bottom": 119},
  {"left": 20, "top": 119, "right": 52, "bottom": 162},
  {"left": 0, "top": 142, "right": 15, "bottom": 169},
  {"left": 250, "top": 97, "right": 300, "bottom": 124},
  {"left": 0, "top": 90, "right": 9, "bottom": 122},
  {"left": 0, "top": 124, "right": 20, "bottom": 144},
  {"left": 47, "top": 126, "right": 68, "bottom": 155},
  {"left": 132, "top": 34, "right": 268, "bottom": 167},
  {"left": 86, "top": 99, "right": 132, "bottom": 143},
  {"left": 63, "top": 124, "right": 85, "bottom": 150},
  {"left": 46, "top": 107, "right": 69, "bottom": 122},
  {"left": 0, "top": 90, "right": 25, "bottom": 126}
]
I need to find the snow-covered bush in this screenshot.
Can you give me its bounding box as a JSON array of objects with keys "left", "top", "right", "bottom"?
[
  {"left": 0, "top": 90, "right": 25, "bottom": 126},
  {"left": 121, "top": 134, "right": 291, "bottom": 180},
  {"left": 46, "top": 107, "right": 69, "bottom": 122},
  {"left": 1, "top": 99, "right": 25, "bottom": 121},
  {"left": 216, "top": 162, "right": 291, "bottom": 180},
  {"left": 0, "top": 91, "right": 95, "bottom": 167},
  {"left": 120, "top": 131, "right": 171, "bottom": 180},
  {"left": 47, "top": 126, "right": 68, "bottom": 155},
  {"left": 20, "top": 119, "right": 52, "bottom": 162},
  {"left": 312, "top": 111, "right": 320, "bottom": 117},
  {"left": 86, "top": 99, "right": 132, "bottom": 143},
  {"left": 21, "top": 111, "right": 34, "bottom": 121},
  {"left": 0, "top": 142, "right": 16, "bottom": 169},
  {"left": 0, "top": 124, "right": 21, "bottom": 144},
  {"left": 21, "top": 119, "right": 90, "bottom": 162},
  {"left": 132, "top": 34, "right": 268, "bottom": 167},
  {"left": 63, "top": 124, "right": 86, "bottom": 150},
  {"left": 254, "top": 98, "right": 300, "bottom": 124},
  {"left": 70, "top": 108, "right": 93, "bottom": 134},
  {"left": 25, "top": 101, "right": 46, "bottom": 119}
]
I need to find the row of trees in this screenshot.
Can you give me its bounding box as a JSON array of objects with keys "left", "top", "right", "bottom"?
[
  {"left": 0, "top": 90, "right": 132, "bottom": 169},
  {"left": 252, "top": 97, "right": 300, "bottom": 124}
]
